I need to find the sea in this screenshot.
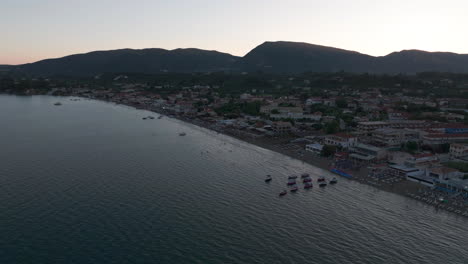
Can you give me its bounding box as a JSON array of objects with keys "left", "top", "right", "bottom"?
[{"left": 0, "top": 95, "right": 467, "bottom": 264}]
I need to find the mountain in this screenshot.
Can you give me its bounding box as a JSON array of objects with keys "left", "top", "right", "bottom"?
[
  {"left": 14, "top": 48, "right": 239, "bottom": 76},
  {"left": 7, "top": 41, "right": 468, "bottom": 76},
  {"left": 375, "top": 50, "right": 468, "bottom": 74},
  {"left": 237, "top": 41, "right": 375, "bottom": 73},
  {"left": 239, "top": 41, "right": 468, "bottom": 74}
]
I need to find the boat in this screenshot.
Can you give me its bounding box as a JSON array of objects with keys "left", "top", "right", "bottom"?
[
  {"left": 290, "top": 186, "right": 299, "bottom": 192},
  {"left": 265, "top": 175, "right": 272, "bottom": 182},
  {"left": 303, "top": 177, "right": 312, "bottom": 183},
  {"left": 287, "top": 179, "right": 296, "bottom": 186},
  {"left": 53, "top": 102, "right": 62, "bottom": 106},
  {"left": 158, "top": 115, "right": 163, "bottom": 119},
  {"left": 142, "top": 117, "right": 147, "bottom": 120},
  {"left": 301, "top": 173, "right": 310, "bottom": 179},
  {"left": 148, "top": 116, "right": 155, "bottom": 119},
  {"left": 304, "top": 182, "right": 313, "bottom": 189},
  {"left": 279, "top": 190, "right": 287, "bottom": 196},
  {"left": 330, "top": 177, "right": 338, "bottom": 184},
  {"left": 330, "top": 168, "right": 353, "bottom": 179},
  {"left": 179, "top": 132, "right": 186, "bottom": 136},
  {"left": 319, "top": 181, "right": 327, "bottom": 187},
  {"left": 317, "top": 176, "right": 325, "bottom": 182},
  {"left": 288, "top": 175, "right": 298, "bottom": 179}
]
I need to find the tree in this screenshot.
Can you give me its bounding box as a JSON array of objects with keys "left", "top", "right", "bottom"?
[
  {"left": 405, "top": 141, "right": 418, "bottom": 153},
  {"left": 335, "top": 98, "right": 347, "bottom": 108},
  {"left": 321, "top": 145, "right": 337, "bottom": 157},
  {"left": 325, "top": 121, "right": 339, "bottom": 134},
  {"left": 441, "top": 143, "right": 450, "bottom": 153}
]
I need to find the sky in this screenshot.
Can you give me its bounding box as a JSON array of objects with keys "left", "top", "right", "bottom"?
[{"left": 2, "top": 0, "right": 468, "bottom": 65}]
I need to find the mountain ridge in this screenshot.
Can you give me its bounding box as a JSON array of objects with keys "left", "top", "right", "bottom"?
[{"left": 7, "top": 41, "right": 468, "bottom": 76}]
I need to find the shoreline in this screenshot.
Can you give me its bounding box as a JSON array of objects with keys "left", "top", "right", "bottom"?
[
  {"left": 5, "top": 93, "right": 468, "bottom": 218},
  {"left": 117, "top": 99, "right": 468, "bottom": 218}
]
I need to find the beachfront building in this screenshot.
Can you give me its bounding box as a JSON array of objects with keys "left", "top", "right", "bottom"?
[
  {"left": 387, "top": 165, "right": 419, "bottom": 178},
  {"left": 349, "top": 143, "right": 387, "bottom": 165},
  {"left": 404, "top": 153, "right": 439, "bottom": 169},
  {"left": 372, "top": 128, "right": 419, "bottom": 147},
  {"left": 305, "top": 143, "right": 324, "bottom": 155},
  {"left": 272, "top": 121, "right": 292, "bottom": 135},
  {"left": 428, "top": 167, "right": 460, "bottom": 181},
  {"left": 324, "top": 133, "right": 357, "bottom": 149}
]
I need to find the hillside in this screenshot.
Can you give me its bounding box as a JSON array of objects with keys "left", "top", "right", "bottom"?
[{"left": 14, "top": 48, "right": 239, "bottom": 76}]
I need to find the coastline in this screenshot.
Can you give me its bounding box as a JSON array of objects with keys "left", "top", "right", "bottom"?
[
  {"left": 5, "top": 93, "right": 468, "bottom": 218},
  {"left": 165, "top": 113, "right": 468, "bottom": 218}
]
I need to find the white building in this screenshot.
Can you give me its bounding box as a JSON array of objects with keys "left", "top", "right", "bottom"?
[{"left": 324, "top": 133, "right": 357, "bottom": 149}]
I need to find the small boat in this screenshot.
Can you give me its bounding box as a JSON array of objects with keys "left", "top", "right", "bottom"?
[
  {"left": 303, "top": 178, "right": 312, "bottom": 183},
  {"left": 265, "top": 175, "right": 272, "bottom": 182},
  {"left": 330, "top": 177, "right": 338, "bottom": 184},
  {"left": 290, "top": 186, "right": 299, "bottom": 192},
  {"left": 142, "top": 117, "right": 147, "bottom": 120},
  {"left": 319, "top": 181, "right": 327, "bottom": 187},
  {"left": 158, "top": 115, "right": 163, "bottom": 119},
  {"left": 148, "top": 116, "right": 155, "bottom": 119},
  {"left": 304, "top": 182, "right": 313, "bottom": 189},
  {"left": 54, "top": 102, "right": 62, "bottom": 106},
  {"left": 287, "top": 179, "right": 296, "bottom": 186},
  {"left": 179, "top": 132, "right": 186, "bottom": 136},
  {"left": 301, "top": 173, "right": 310, "bottom": 179},
  {"left": 288, "top": 175, "right": 298, "bottom": 179},
  {"left": 317, "top": 176, "right": 326, "bottom": 182},
  {"left": 279, "top": 190, "right": 287, "bottom": 196}
]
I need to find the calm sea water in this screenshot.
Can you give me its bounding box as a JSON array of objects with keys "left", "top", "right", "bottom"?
[{"left": 0, "top": 95, "right": 467, "bottom": 264}]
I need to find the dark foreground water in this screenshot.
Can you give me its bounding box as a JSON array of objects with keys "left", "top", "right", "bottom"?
[{"left": 0, "top": 95, "right": 467, "bottom": 264}]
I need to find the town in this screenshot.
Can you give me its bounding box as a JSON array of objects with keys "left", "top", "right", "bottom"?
[{"left": 2, "top": 71, "right": 468, "bottom": 216}]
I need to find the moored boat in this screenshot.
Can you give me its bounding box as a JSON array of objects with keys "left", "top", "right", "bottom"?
[
  {"left": 279, "top": 190, "right": 287, "bottom": 196},
  {"left": 330, "top": 177, "right": 338, "bottom": 184},
  {"left": 319, "top": 181, "right": 327, "bottom": 187},
  {"left": 290, "top": 186, "right": 299, "bottom": 192},
  {"left": 303, "top": 177, "right": 312, "bottom": 183},
  {"left": 288, "top": 175, "right": 298, "bottom": 179},
  {"left": 265, "top": 175, "right": 272, "bottom": 182},
  {"left": 301, "top": 173, "right": 310, "bottom": 179},
  {"left": 287, "top": 179, "right": 296, "bottom": 186},
  {"left": 304, "top": 182, "right": 313, "bottom": 189},
  {"left": 317, "top": 176, "right": 325, "bottom": 182},
  {"left": 179, "top": 132, "right": 186, "bottom": 136}
]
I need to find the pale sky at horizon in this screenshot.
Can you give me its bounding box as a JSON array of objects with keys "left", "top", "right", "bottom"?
[{"left": 2, "top": 0, "right": 468, "bottom": 65}]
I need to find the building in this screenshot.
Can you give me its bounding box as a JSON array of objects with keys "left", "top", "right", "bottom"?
[
  {"left": 404, "top": 153, "right": 439, "bottom": 168},
  {"left": 428, "top": 167, "right": 460, "bottom": 181},
  {"left": 422, "top": 133, "right": 468, "bottom": 145},
  {"left": 357, "top": 120, "right": 427, "bottom": 133},
  {"left": 449, "top": 143, "right": 468, "bottom": 159},
  {"left": 372, "top": 128, "right": 419, "bottom": 147},
  {"left": 305, "top": 143, "right": 324, "bottom": 154},
  {"left": 324, "top": 133, "right": 357, "bottom": 149},
  {"left": 387, "top": 111, "right": 409, "bottom": 121},
  {"left": 349, "top": 143, "right": 387, "bottom": 165},
  {"left": 271, "top": 121, "right": 292, "bottom": 135}
]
